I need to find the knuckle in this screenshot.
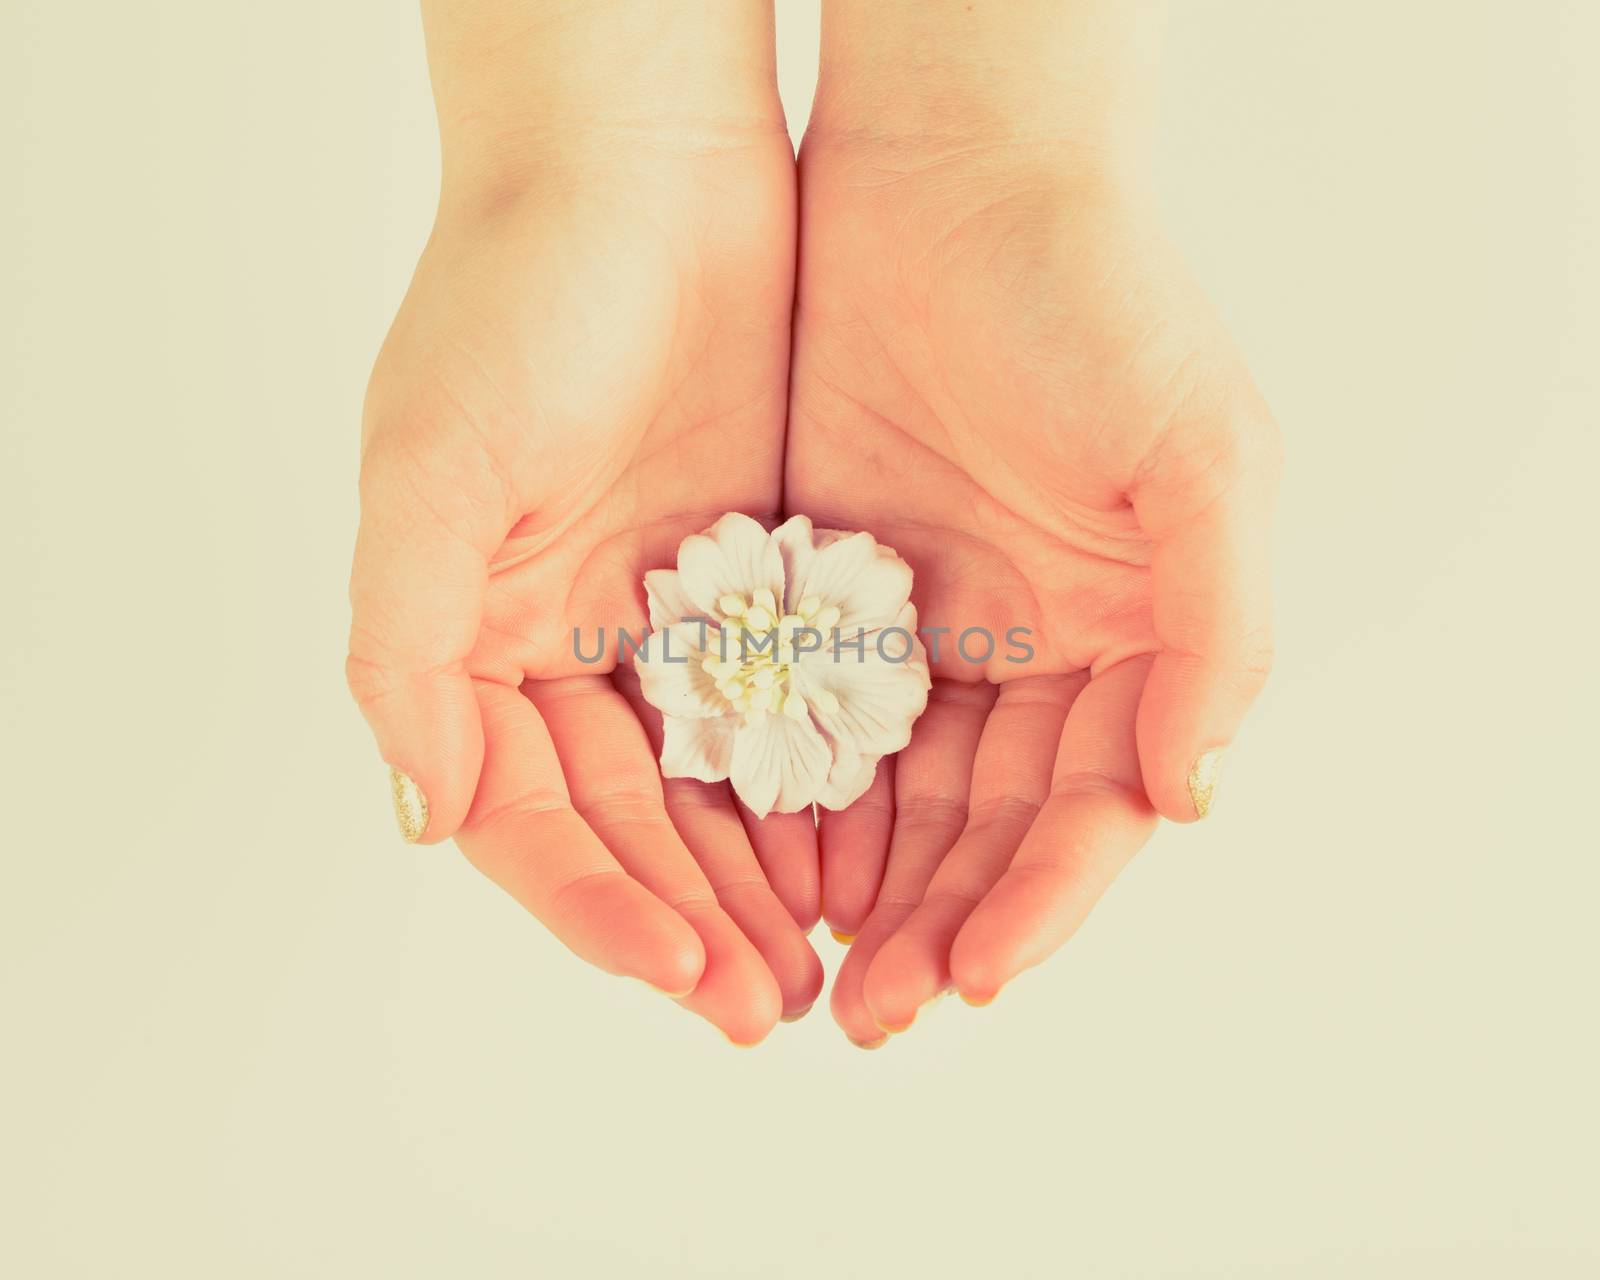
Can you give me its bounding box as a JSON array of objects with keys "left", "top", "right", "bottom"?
[
  {"left": 542, "top": 867, "right": 628, "bottom": 925},
  {"left": 1050, "top": 769, "right": 1147, "bottom": 809},
  {"left": 344, "top": 650, "right": 392, "bottom": 710},
  {"left": 466, "top": 787, "right": 569, "bottom": 844},
  {"left": 922, "top": 882, "right": 983, "bottom": 913},
  {"left": 928, "top": 680, "right": 996, "bottom": 711},
  {"left": 894, "top": 794, "right": 969, "bottom": 834},
  {"left": 967, "top": 793, "right": 1042, "bottom": 830},
  {"left": 663, "top": 778, "right": 734, "bottom": 815},
  {"left": 574, "top": 791, "right": 668, "bottom": 829}
]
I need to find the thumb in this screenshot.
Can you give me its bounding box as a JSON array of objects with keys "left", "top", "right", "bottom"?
[
  {"left": 347, "top": 436, "right": 508, "bottom": 843},
  {"left": 1132, "top": 409, "right": 1280, "bottom": 822}
]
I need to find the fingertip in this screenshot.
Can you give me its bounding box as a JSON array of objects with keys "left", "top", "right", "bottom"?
[
  {"left": 821, "top": 891, "right": 875, "bottom": 940},
  {"left": 1135, "top": 643, "right": 1262, "bottom": 823},
  {"left": 709, "top": 981, "right": 782, "bottom": 1047},
  {"left": 948, "top": 930, "right": 1009, "bottom": 1007},
  {"left": 1145, "top": 779, "right": 1205, "bottom": 825},
  {"left": 790, "top": 942, "right": 826, "bottom": 1017},
  {"left": 676, "top": 905, "right": 782, "bottom": 1046},
  {"left": 821, "top": 887, "right": 875, "bottom": 941},
  {"left": 582, "top": 882, "right": 707, "bottom": 995},
  {"left": 861, "top": 935, "right": 940, "bottom": 1034},
  {"left": 828, "top": 984, "right": 880, "bottom": 1048},
  {"left": 791, "top": 897, "right": 823, "bottom": 934},
  {"left": 755, "top": 912, "right": 825, "bottom": 1019},
  {"left": 690, "top": 874, "right": 823, "bottom": 1019},
  {"left": 645, "top": 930, "right": 709, "bottom": 999},
  {"left": 1137, "top": 733, "right": 1228, "bottom": 824},
  {"left": 361, "top": 665, "right": 487, "bottom": 844},
  {"left": 1132, "top": 653, "right": 1203, "bottom": 823},
  {"left": 828, "top": 921, "right": 894, "bottom": 1046},
  {"left": 824, "top": 906, "right": 872, "bottom": 940},
  {"left": 540, "top": 872, "right": 711, "bottom": 999}
]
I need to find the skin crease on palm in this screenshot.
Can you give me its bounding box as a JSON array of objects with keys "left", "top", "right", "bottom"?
[{"left": 348, "top": 1, "right": 1279, "bottom": 1048}]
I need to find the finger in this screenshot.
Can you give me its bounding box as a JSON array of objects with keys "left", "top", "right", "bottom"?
[
  {"left": 455, "top": 680, "right": 705, "bottom": 997},
  {"left": 674, "top": 789, "right": 824, "bottom": 1022},
  {"left": 347, "top": 435, "right": 510, "bottom": 843},
  {"left": 1132, "top": 411, "right": 1280, "bottom": 821},
  {"left": 529, "top": 676, "right": 782, "bottom": 1045},
  {"left": 817, "top": 756, "right": 893, "bottom": 938},
  {"left": 828, "top": 911, "right": 909, "bottom": 1050},
  {"left": 861, "top": 675, "right": 1080, "bottom": 1033},
  {"left": 617, "top": 672, "right": 823, "bottom": 1021},
  {"left": 950, "top": 656, "right": 1159, "bottom": 1003},
  {"left": 830, "top": 679, "right": 994, "bottom": 1045},
  {"left": 740, "top": 807, "right": 822, "bottom": 933}
]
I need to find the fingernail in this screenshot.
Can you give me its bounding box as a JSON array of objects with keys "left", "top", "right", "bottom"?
[
  {"left": 959, "top": 990, "right": 996, "bottom": 1008},
  {"left": 851, "top": 1035, "right": 888, "bottom": 1050},
  {"left": 830, "top": 929, "right": 856, "bottom": 944},
  {"left": 876, "top": 1015, "right": 914, "bottom": 1034},
  {"left": 1187, "top": 748, "right": 1225, "bottom": 819},
  {"left": 781, "top": 1003, "right": 815, "bottom": 1023},
  {"left": 389, "top": 766, "right": 429, "bottom": 842}
]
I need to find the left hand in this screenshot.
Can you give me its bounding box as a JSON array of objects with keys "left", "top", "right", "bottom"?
[{"left": 787, "top": 134, "right": 1281, "bottom": 1044}]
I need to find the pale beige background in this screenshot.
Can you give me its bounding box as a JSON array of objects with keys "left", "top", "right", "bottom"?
[{"left": 3, "top": 2, "right": 1597, "bottom": 1276}]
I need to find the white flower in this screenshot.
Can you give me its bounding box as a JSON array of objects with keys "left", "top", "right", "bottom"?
[{"left": 634, "top": 513, "right": 931, "bottom": 818}]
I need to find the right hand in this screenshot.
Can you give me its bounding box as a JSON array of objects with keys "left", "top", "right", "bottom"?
[{"left": 347, "top": 128, "right": 822, "bottom": 1043}]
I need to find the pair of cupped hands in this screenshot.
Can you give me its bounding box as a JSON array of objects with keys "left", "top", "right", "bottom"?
[{"left": 348, "top": 112, "right": 1280, "bottom": 1048}]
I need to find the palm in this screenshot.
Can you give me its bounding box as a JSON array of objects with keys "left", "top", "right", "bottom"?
[
  {"left": 788, "top": 152, "right": 1242, "bottom": 673},
  {"left": 376, "top": 157, "right": 788, "bottom": 673},
  {"left": 788, "top": 143, "right": 1273, "bottom": 1040}
]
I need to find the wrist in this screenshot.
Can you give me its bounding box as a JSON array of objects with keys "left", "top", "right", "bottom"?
[
  {"left": 424, "top": 1, "right": 786, "bottom": 201},
  {"left": 808, "top": 0, "right": 1162, "bottom": 184}
]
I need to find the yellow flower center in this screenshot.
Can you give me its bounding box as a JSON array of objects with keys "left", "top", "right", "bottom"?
[{"left": 701, "top": 587, "right": 842, "bottom": 726}]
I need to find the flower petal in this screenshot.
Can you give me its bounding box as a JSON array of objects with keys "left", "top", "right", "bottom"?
[
  {"left": 676, "top": 512, "right": 784, "bottom": 618},
  {"left": 815, "top": 742, "right": 881, "bottom": 811},
  {"left": 644, "top": 568, "right": 701, "bottom": 630},
  {"left": 772, "top": 514, "right": 847, "bottom": 614},
  {"left": 633, "top": 621, "right": 724, "bottom": 719},
  {"left": 774, "top": 516, "right": 913, "bottom": 630},
  {"left": 729, "top": 711, "right": 832, "bottom": 819},
  {"left": 660, "top": 714, "right": 737, "bottom": 783},
  {"left": 802, "top": 702, "right": 881, "bottom": 810},
  {"left": 795, "top": 604, "right": 931, "bottom": 756}
]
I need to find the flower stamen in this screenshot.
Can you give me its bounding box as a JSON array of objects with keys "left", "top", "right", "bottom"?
[{"left": 705, "top": 591, "right": 847, "bottom": 721}]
